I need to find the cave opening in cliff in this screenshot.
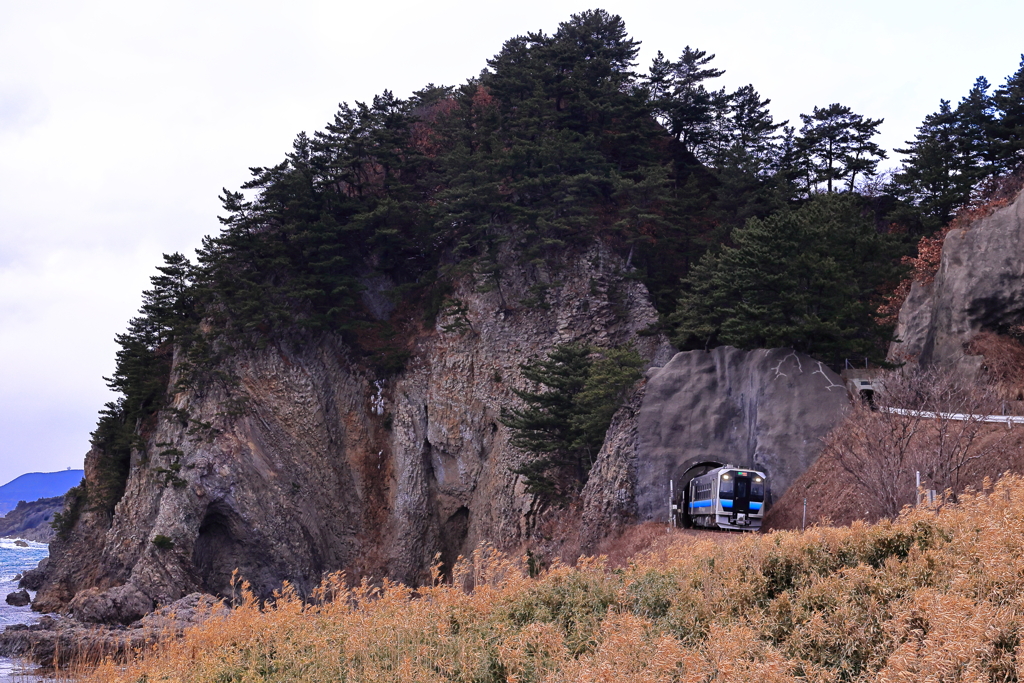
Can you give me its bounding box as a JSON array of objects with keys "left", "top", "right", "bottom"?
[
  {"left": 439, "top": 506, "right": 470, "bottom": 579},
  {"left": 193, "top": 501, "right": 245, "bottom": 598}
]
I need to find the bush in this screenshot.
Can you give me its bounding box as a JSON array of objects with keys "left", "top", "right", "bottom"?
[{"left": 152, "top": 535, "right": 175, "bottom": 550}]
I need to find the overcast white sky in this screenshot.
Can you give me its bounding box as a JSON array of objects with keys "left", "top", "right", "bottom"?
[{"left": 1, "top": 0, "right": 1023, "bottom": 487}]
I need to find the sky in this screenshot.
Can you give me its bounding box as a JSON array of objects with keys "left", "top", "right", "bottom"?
[{"left": 1, "top": 0, "right": 1023, "bottom": 488}]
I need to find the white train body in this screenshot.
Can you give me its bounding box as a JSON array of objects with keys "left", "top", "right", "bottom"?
[{"left": 688, "top": 466, "right": 767, "bottom": 531}]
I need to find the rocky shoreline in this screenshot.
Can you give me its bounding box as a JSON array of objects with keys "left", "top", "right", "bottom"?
[{"left": 0, "top": 593, "right": 225, "bottom": 668}]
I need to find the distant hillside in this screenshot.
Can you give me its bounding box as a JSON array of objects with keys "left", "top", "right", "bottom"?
[
  {"left": 0, "top": 496, "right": 63, "bottom": 543},
  {"left": 0, "top": 471, "right": 82, "bottom": 515}
]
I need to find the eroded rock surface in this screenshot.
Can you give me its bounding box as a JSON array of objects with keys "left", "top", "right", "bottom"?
[
  {"left": 891, "top": 189, "right": 1024, "bottom": 371},
  {"left": 36, "top": 245, "right": 674, "bottom": 619},
  {"left": 634, "top": 347, "right": 850, "bottom": 521},
  {"left": 0, "top": 593, "right": 226, "bottom": 667}
]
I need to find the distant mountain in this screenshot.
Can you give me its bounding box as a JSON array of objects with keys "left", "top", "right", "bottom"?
[{"left": 0, "top": 470, "right": 83, "bottom": 515}]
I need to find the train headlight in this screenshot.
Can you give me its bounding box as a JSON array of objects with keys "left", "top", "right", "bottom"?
[
  {"left": 754, "top": 477, "right": 762, "bottom": 483},
  {"left": 722, "top": 474, "right": 731, "bottom": 480}
]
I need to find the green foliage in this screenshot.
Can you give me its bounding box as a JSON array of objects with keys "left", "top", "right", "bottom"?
[
  {"left": 87, "top": 253, "right": 201, "bottom": 516},
  {"left": 152, "top": 534, "right": 175, "bottom": 550},
  {"left": 891, "top": 58, "right": 1024, "bottom": 233},
  {"left": 797, "top": 103, "right": 887, "bottom": 194},
  {"left": 502, "top": 343, "right": 644, "bottom": 499},
  {"left": 50, "top": 480, "right": 87, "bottom": 540},
  {"left": 990, "top": 56, "right": 1024, "bottom": 171},
  {"left": 672, "top": 193, "right": 902, "bottom": 367}
]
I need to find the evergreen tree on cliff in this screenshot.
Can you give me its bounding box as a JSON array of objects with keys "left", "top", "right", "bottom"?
[
  {"left": 891, "top": 100, "right": 979, "bottom": 232},
  {"left": 798, "top": 103, "right": 886, "bottom": 194},
  {"left": 991, "top": 56, "right": 1024, "bottom": 171},
  {"left": 671, "top": 194, "right": 900, "bottom": 367}
]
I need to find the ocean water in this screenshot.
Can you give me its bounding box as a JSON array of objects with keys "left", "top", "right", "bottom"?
[{"left": 0, "top": 539, "right": 49, "bottom": 681}]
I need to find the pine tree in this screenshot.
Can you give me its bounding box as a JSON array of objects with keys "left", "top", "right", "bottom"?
[
  {"left": 672, "top": 193, "right": 900, "bottom": 366},
  {"left": 991, "top": 56, "right": 1024, "bottom": 171},
  {"left": 798, "top": 103, "right": 886, "bottom": 194},
  {"left": 501, "top": 343, "right": 644, "bottom": 499},
  {"left": 501, "top": 344, "right": 594, "bottom": 498},
  {"left": 955, "top": 76, "right": 999, "bottom": 173},
  {"left": 647, "top": 46, "right": 731, "bottom": 159},
  {"left": 891, "top": 100, "right": 978, "bottom": 231}
]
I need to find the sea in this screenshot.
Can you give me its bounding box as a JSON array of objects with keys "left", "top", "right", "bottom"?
[{"left": 0, "top": 538, "right": 50, "bottom": 682}]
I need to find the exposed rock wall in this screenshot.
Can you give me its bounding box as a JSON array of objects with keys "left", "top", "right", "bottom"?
[
  {"left": 891, "top": 189, "right": 1024, "bottom": 371},
  {"left": 36, "top": 244, "right": 675, "bottom": 621},
  {"left": 634, "top": 347, "right": 850, "bottom": 521}
]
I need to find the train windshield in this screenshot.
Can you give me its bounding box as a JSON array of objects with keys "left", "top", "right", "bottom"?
[{"left": 720, "top": 471, "right": 766, "bottom": 502}]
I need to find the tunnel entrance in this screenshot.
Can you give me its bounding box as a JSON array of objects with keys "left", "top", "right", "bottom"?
[{"left": 674, "top": 461, "right": 724, "bottom": 528}]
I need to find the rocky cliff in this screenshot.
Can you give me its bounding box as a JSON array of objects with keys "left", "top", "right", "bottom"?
[
  {"left": 634, "top": 347, "right": 848, "bottom": 521},
  {"left": 37, "top": 250, "right": 861, "bottom": 623},
  {"left": 890, "top": 188, "right": 1024, "bottom": 372},
  {"left": 36, "top": 245, "right": 675, "bottom": 622},
  {"left": 575, "top": 348, "right": 850, "bottom": 549}
]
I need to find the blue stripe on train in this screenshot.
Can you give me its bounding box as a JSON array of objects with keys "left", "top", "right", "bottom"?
[
  {"left": 690, "top": 500, "right": 762, "bottom": 511},
  {"left": 723, "top": 500, "right": 764, "bottom": 511}
]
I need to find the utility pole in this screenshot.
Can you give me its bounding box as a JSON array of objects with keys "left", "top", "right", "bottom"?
[
  {"left": 668, "top": 480, "right": 675, "bottom": 529},
  {"left": 802, "top": 498, "right": 807, "bottom": 531}
]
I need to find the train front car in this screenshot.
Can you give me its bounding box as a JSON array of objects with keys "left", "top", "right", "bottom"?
[{"left": 688, "top": 467, "right": 767, "bottom": 531}]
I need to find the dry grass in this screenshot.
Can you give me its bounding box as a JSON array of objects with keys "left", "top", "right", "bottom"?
[
  {"left": 72, "top": 474, "right": 1024, "bottom": 682},
  {"left": 967, "top": 332, "right": 1024, "bottom": 406},
  {"left": 768, "top": 419, "right": 1024, "bottom": 530}
]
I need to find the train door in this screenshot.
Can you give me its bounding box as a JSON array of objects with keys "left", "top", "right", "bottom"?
[{"left": 733, "top": 476, "right": 751, "bottom": 514}]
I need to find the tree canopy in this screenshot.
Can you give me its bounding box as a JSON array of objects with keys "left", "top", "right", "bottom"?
[{"left": 672, "top": 194, "right": 901, "bottom": 366}]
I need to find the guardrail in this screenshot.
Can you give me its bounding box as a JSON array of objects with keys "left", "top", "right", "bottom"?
[{"left": 879, "top": 406, "right": 1024, "bottom": 425}]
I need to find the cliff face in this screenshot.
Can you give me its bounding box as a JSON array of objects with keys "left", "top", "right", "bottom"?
[
  {"left": 37, "top": 245, "right": 674, "bottom": 622},
  {"left": 891, "top": 189, "right": 1024, "bottom": 371},
  {"left": 634, "top": 347, "right": 849, "bottom": 520}
]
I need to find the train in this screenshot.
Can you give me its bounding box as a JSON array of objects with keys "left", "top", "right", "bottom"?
[{"left": 687, "top": 465, "right": 767, "bottom": 531}]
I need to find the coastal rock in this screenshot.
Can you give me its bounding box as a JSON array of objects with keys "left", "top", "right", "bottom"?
[
  {"left": 891, "top": 188, "right": 1024, "bottom": 371},
  {"left": 68, "top": 584, "right": 154, "bottom": 625},
  {"left": 634, "top": 347, "right": 850, "bottom": 521},
  {"left": 5, "top": 590, "right": 30, "bottom": 607},
  {"left": 36, "top": 244, "right": 674, "bottom": 615},
  {"left": 0, "top": 594, "right": 224, "bottom": 667},
  {"left": 18, "top": 558, "right": 47, "bottom": 591}
]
